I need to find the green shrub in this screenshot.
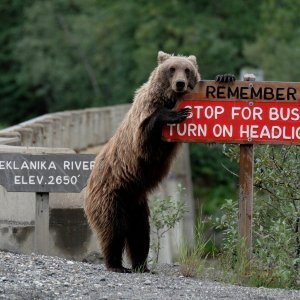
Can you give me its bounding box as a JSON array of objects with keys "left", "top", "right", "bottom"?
[
  {"left": 214, "top": 145, "right": 300, "bottom": 289},
  {"left": 149, "top": 184, "right": 186, "bottom": 267}
]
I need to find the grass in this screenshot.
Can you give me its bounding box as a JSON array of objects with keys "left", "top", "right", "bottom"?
[
  {"left": 178, "top": 220, "right": 210, "bottom": 277},
  {"left": 177, "top": 225, "right": 299, "bottom": 289}
]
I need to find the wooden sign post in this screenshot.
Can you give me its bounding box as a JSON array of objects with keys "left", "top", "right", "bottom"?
[
  {"left": 239, "top": 74, "right": 255, "bottom": 259},
  {"left": 162, "top": 77, "right": 300, "bottom": 259}
]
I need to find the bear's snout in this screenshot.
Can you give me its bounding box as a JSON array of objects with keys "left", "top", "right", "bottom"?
[{"left": 176, "top": 80, "right": 186, "bottom": 92}]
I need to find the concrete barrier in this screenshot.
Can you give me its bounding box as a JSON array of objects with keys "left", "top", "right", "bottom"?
[
  {"left": 0, "top": 105, "right": 130, "bottom": 149},
  {"left": 0, "top": 104, "right": 195, "bottom": 263}
]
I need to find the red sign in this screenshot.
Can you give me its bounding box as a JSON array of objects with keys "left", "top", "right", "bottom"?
[{"left": 162, "top": 100, "right": 300, "bottom": 145}]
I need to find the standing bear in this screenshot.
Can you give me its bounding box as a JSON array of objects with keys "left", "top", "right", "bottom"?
[{"left": 85, "top": 51, "right": 200, "bottom": 273}]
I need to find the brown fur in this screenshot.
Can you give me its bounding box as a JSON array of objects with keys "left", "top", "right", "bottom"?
[{"left": 84, "top": 51, "right": 200, "bottom": 273}]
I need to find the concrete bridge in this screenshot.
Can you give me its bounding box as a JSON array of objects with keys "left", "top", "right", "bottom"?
[{"left": 0, "top": 104, "right": 195, "bottom": 263}]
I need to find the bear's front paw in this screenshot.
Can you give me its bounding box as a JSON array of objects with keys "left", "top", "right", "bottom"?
[
  {"left": 174, "top": 107, "right": 191, "bottom": 123},
  {"left": 215, "top": 74, "right": 235, "bottom": 82},
  {"left": 158, "top": 107, "right": 191, "bottom": 124}
]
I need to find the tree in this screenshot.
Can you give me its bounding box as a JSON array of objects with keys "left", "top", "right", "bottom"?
[
  {"left": 1, "top": 0, "right": 261, "bottom": 125},
  {"left": 0, "top": 0, "right": 36, "bottom": 125},
  {"left": 14, "top": 0, "right": 103, "bottom": 114},
  {"left": 244, "top": 0, "right": 300, "bottom": 81}
]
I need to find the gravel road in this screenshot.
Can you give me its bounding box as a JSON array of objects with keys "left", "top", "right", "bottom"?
[{"left": 0, "top": 251, "right": 299, "bottom": 300}]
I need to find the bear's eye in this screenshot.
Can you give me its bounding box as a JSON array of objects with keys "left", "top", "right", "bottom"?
[
  {"left": 185, "top": 68, "right": 190, "bottom": 76},
  {"left": 169, "top": 67, "right": 175, "bottom": 74}
]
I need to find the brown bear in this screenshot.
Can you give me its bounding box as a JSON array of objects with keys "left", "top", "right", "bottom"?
[{"left": 84, "top": 51, "right": 200, "bottom": 273}]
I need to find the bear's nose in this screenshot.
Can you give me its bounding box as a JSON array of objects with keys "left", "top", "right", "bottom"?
[{"left": 176, "top": 80, "right": 186, "bottom": 91}]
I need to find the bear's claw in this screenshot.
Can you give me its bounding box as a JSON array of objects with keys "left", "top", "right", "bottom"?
[
  {"left": 215, "top": 74, "right": 235, "bottom": 82},
  {"left": 177, "top": 107, "right": 191, "bottom": 122}
]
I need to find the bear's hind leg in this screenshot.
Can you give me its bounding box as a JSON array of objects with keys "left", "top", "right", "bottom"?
[
  {"left": 101, "top": 232, "right": 131, "bottom": 273},
  {"left": 126, "top": 201, "right": 150, "bottom": 272},
  {"left": 99, "top": 202, "right": 131, "bottom": 273}
]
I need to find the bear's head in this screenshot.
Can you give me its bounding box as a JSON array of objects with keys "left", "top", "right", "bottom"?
[{"left": 156, "top": 51, "right": 200, "bottom": 103}]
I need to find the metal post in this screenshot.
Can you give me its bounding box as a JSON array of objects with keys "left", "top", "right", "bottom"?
[
  {"left": 34, "top": 192, "right": 49, "bottom": 254},
  {"left": 239, "top": 74, "right": 255, "bottom": 259}
]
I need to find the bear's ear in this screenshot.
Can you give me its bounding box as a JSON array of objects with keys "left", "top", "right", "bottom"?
[
  {"left": 188, "top": 55, "right": 198, "bottom": 68},
  {"left": 158, "top": 51, "right": 171, "bottom": 64}
]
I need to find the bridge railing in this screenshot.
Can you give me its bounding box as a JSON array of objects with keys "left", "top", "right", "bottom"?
[{"left": 0, "top": 104, "right": 130, "bottom": 149}]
